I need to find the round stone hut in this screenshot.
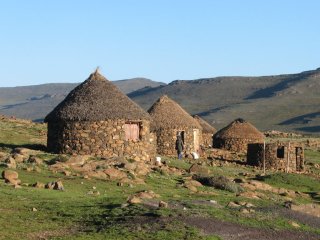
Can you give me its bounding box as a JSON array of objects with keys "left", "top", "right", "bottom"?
[
  {"left": 193, "top": 115, "right": 216, "bottom": 147},
  {"left": 148, "top": 95, "right": 202, "bottom": 157},
  {"left": 44, "top": 70, "right": 156, "bottom": 161},
  {"left": 213, "top": 118, "right": 264, "bottom": 153}
]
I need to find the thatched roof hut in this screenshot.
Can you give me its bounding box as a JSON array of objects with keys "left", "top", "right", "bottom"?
[
  {"left": 45, "top": 70, "right": 150, "bottom": 122},
  {"left": 45, "top": 69, "right": 155, "bottom": 161},
  {"left": 213, "top": 118, "right": 264, "bottom": 153},
  {"left": 148, "top": 95, "right": 201, "bottom": 131},
  {"left": 148, "top": 95, "right": 202, "bottom": 156},
  {"left": 193, "top": 115, "right": 216, "bottom": 147}
]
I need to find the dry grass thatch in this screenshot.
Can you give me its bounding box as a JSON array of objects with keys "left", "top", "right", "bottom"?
[
  {"left": 193, "top": 115, "right": 216, "bottom": 134},
  {"left": 45, "top": 70, "right": 150, "bottom": 122},
  {"left": 148, "top": 95, "right": 202, "bottom": 130},
  {"left": 214, "top": 118, "right": 264, "bottom": 140}
]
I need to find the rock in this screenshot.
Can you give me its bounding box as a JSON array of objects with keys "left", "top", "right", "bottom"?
[
  {"left": 289, "top": 221, "right": 300, "bottom": 228},
  {"left": 135, "top": 164, "right": 150, "bottom": 176},
  {"left": 27, "top": 155, "right": 43, "bottom": 165},
  {"left": 33, "top": 182, "right": 45, "bottom": 188},
  {"left": 289, "top": 204, "right": 320, "bottom": 218},
  {"left": 237, "top": 191, "right": 263, "bottom": 199},
  {"left": 45, "top": 182, "right": 55, "bottom": 189},
  {"left": 184, "top": 179, "right": 202, "bottom": 187},
  {"left": 63, "top": 170, "right": 71, "bottom": 176},
  {"left": 32, "top": 207, "right": 38, "bottom": 212},
  {"left": 6, "top": 178, "right": 21, "bottom": 185},
  {"left": 127, "top": 196, "right": 142, "bottom": 204},
  {"left": 188, "top": 164, "right": 210, "bottom": 175},
  {"left": 53, "top": 181, "right": 64, "bottom": 190},
  {"left": 2, "top": 170, "right": 18, "bottom": 181},
  {"left": 227, "top": 201, "right": 241, "bottom": 208},
  {"left": 12, "top": 153, "right": 26, "bottom": 163},
  {"left": 240, "top": 208, "right": 250, "bottom": 214},
  {"left": 66, "top": 155, "right": 90, "bottom": 166},
  {"left": 14, "top": 184, "right": 22, "bottom": 189},
  {"left": 4, "top": 157, "right": 16, "bottom": 169},
  {"left": 135, "top": 190, "right": 160, "bottom": 199},
  {"left": 159, "top": 200, "right": 168, "bottom": 208},
  {"left": 104, "top": 168, "right": 127, "bottom": 180},
  {"left": 123, "top": 162, "right": 137, "bottom": 171},
  {"left": 209, "top": 200, "right": 218, "bottom": 204},
  {"left": 13, "top": 147, "right": 32, "bottom": 155}
]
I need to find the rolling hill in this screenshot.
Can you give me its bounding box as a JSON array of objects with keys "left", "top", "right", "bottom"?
[{"left": 1, "top": 68, "right": 320, "bottom": 134}]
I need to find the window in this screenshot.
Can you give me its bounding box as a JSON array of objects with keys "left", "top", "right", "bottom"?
[
  {"left": 125, "top": 122, "right": 140, "bottom": 141},
  {"left": 277, "top": 146, "right": 285, "bottom": 158}
]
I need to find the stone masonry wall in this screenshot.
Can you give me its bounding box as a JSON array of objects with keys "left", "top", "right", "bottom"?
[
  {"left": 154, "top": 128, "right": 202, "bottom": 157},
  {"left": 47, "top": 120, "right": 156, "bottom": 161},
  {"left": 247, "top": 142, "right": 304, "bottom": 172},
  {"left": 202, "top": 133, "right": 213, "bottom": 147}
]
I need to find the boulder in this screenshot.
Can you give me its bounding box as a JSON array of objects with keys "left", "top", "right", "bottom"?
[
  {"left": 53, "top": 181, "right": 64, "bottom": 190},
  {"left": 135, "top": 190, "right": 160, "bottom": 199},
  {"left": 66, "top": 155, "right": 90, "bottom": 166},
  {"left": 4, "top": 157, "right": 16, "bottom": 169},
  {"left": 104, "top": 168, "right": 127, "bottom": 180},
  {"left": 33, "top": 182, "right": 45, "bottom": 188},
  {"left": 159, "top": 200, "right": 168, "bottom": 208},
  {"left": 127, "top": 196, "right": 142, "bottom": 204},
  {"left": 188, "top": 164, "right": 210, "bottom": 175},
  {"left": 2, "top": 170, "right": 18, "bottom": 181},
  {"left": 27, "top": 155, "right": 43, "bottom": 165}
]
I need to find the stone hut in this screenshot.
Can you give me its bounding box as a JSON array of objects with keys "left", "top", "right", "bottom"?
[
  {"left": 193, "top": 115, "right": 216, "bottom": 147},
  {"left": 148, "top": 95, "right": 202, "bottom": 156},
  {"left": 213, "top": 118, "right": 264, "bottom": 153},
  {"left": 44, "top": 70, "right": 156, "bottom": 161},
  {"left": 247, "top": 142, "right": 304, "bottom": 172}
]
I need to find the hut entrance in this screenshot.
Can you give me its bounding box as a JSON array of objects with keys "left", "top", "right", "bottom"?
[
  {"left": 296, "top": 147, "right": 304, "bottom": 171},
  {"left": 193, "top": 129, "right": 200, "bottom": 153},
  {"left": 125, "top": 122, "right": 140, "bottom": 141}
]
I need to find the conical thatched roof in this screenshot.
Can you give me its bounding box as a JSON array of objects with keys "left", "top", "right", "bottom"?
[
  {"left": 214, "top": 118, "right": 264, "bottom": 140},
  {"left": 148, "top": 95, "right": 201, "bottom": 130},
  {"left": 45, "top": 70, "right": 150, "bottom": 122},
  {"left": 193, "top": 115, "right": 216, "bottom": 134}
]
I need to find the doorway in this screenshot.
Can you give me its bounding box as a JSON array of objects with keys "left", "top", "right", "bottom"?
[{"left": 193, "top": 129, "right": 200, "bottom": 153}]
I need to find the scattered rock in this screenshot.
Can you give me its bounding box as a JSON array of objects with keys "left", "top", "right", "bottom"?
[
  {"left": 127, "top": 196, "right": 142, "bottom": 204},
  {"left": 45, "top": 181, "right": 64, "bottom": 191},
  {"left": 104, "top": 168, "right": 127, "bottom": 180},
  {"left": 32, "top": 207, "right": 38, "bottom": 212},
  {"left": 33, "top": 182, "right": 45, "bottom": 188},
  {"left": 4, "top": 157, "right": 16, "bottom": 169},
  {"left": 66, "top": 155, "right": 90, "bottom": 166},
  {"left": 289, "top": 221, "right": 300, "bottom": 228},
  {"left": 135, "top": 190, "right": 160, "bottom": 199},
  {"left": 12, "top": 153, "right": 26, "bottom": 163},
  {"left": 159, "top": 200, "right": 168, "bottom": 208},
  {"left": 227, "top": 201, "right": 241, "bottom": 208},
  {"left": 188, "top": 164, "right": 210, "bottom": 175},
  {"left": 289, "top": 203, "right": 320, "bottom": 218},
  {"left": 2, "top": 170, "right": 18, "bottom": 181},
  {"left": 27, "top": 155, "right": 43, "bottom": 165}
]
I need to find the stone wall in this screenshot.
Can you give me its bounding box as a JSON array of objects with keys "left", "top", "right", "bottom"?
[
  {"left": 47, "top": 120, "right": 156, "bottom": 161},
  {"left": 154, "top": 128, "right": 202, "bottom": 157},
  {"left": 213, "top": 138, "right": 263, "bottom": 153},
  {"left": 247, "top": 142, "right": 304, "bottom": 172},
  {"left": 202, "top": 133, "right": 213, "bottom": 147}
]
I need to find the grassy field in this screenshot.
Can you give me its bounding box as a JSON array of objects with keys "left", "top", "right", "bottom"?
[{"left": 0, "top": 118, "right": 319, "bottom": 239}]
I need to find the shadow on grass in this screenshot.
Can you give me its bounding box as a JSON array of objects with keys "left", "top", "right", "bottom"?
[{"left": 0, "top": 143, "right": 47, "bottom": 151}]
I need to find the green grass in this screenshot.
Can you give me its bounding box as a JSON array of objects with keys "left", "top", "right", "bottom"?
[{"left": 1, "top": 119, "right": 320, "bottom": 239}]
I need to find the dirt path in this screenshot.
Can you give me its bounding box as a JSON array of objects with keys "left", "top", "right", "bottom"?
[{"left": 181, "top": 216, "right": 320, "bottom": 240}]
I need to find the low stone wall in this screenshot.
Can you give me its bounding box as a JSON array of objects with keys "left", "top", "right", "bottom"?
[
  {"left": 247, "top": 142, "right": 304, "bottom": 172},
  {"left": 154, "top": 128, "right": 202, "bottom": 157},
  {"left": 213, "top": 138, "right": 263, "bottom": 153},
  {"left": 47, "top": 120, "right": 156, "bottom": 161}
]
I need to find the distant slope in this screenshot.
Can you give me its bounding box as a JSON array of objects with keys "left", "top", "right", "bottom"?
[
  {"left": 0, "top": 78, "right": 165, "bottom": 121},
  {"left": 2, "top": 68, "right": 320, "bottom": 134},
  {"left": 128, "top": 68, "right": 320, "bottom": 134}
]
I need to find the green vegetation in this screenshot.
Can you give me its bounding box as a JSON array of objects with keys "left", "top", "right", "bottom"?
[{"left": 0, "top": 118, "right": 320, "bottom": 239}]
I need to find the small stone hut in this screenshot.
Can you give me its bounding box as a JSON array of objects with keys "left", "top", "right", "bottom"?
[
  {"left": 148, "top": 95, "right": 202, "bottom": 156},
  {"left": 193, "top": 115, "right": 216, "bottom": 147},
  {"left": 44, "top": 70, "right": 156, "bottom": 161},
  {"left": 213, "top": 118, "right": 264, "bottom": 153},
  {"left": 247, "top": 142, "right": 304, "bottom": 172}
]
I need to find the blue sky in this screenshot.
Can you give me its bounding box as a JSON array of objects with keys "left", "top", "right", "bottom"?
[{"left": 0, "top": 0, "right": 319, "bottom": 87}]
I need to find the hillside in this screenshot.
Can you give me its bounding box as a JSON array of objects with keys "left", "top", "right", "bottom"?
[
  {"left": 1, "top": 68, "right": 320, "bottom": 134},
  {"left": 129, "top": 68, "right": 320, "bottom": 134},
  {"left": 0, "top": 78, "right": 165, "bottom": 121}
]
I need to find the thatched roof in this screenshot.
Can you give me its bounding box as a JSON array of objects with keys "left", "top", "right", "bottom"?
[
  {"left": 148, "top": 95, "right": 201, "bottom": 130},
  {"left": 45, "top": 70, "right": 150, "bottom": 122},
  {"left": 193, "top": 115, "right": 216, "bottom": 134},
  {"left": 214, "top": 118, "right": 264, "bottom": 140}
]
